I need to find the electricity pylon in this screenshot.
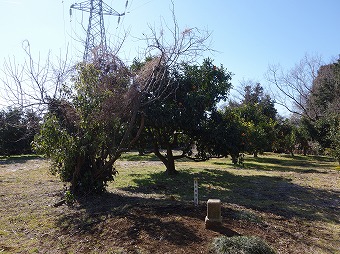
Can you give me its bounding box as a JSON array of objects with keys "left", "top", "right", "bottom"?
[{"left": 70, "top": 0, "right": 126, "bottom": 61}]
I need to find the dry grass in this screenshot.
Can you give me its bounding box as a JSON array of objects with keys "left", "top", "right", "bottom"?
[{"left": 0, "top": 153, "right": 339, "bottom": 253}]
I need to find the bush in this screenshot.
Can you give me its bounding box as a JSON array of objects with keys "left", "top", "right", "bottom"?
[
  {"left": 32, "top": 57, "right": 132, "bottom": 196},
  {"left": 212, "top": 236, "right": 276, "bottom": 254}
]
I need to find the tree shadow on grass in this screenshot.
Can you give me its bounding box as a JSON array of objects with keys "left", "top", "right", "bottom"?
[
  {"left": 279, "top": 154, "right": 336, "bottom": 163},
  {"left": 243, "top": 155, "right": 334, "bottom": 174},
  {"left": 124, "top": 212, "right": 201, "bottom": 245},
  {"left": 122, "top": 169, "right": 339, "bottom": 224},
  {"left": 243, "top": 162, "right": 328, "bottom": 174},
  {"left": 213, "top": 155, "right": 335, "bottom": 174},
  {"left": 55, "top": 192, "right": 240, "bottom": 247},
  {"left": 0, "top": 155, "right": 42, "bottom": 165}
]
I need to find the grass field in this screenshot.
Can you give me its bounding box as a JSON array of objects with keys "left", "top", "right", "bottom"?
[{"left": 0, "top": 153, "right": 339, "bottom": 253}]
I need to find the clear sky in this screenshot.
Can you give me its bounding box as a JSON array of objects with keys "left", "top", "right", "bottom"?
[{"left": 1, "top": 0, "right": 340, "bottom": 113}]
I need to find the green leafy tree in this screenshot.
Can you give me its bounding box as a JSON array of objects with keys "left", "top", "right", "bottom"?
[
  {"left": 33, "top": 57, "right": 142, "bottom": 194},
  {"left": 137, "top": 59, "right": 233, "bottom": 175},
  {"left": 244, "top": 117, "right": 276, "bottom": 157},
  {"left": 273, "top": 118, "right": 303, "bottom": 156},
  {"left": 328, "top": 119, "right": 340, "bottom": 164},
  {"left": 241, "top": 83, "right": 277, "bottom": 120},
  {"left": 197, "top": 108, "right": 247, "bottom": 164},
  {"left": 230, "top": 83, "right": 277, "bottom": 157},
  {"left": 301, "top": 60, "right": 340, "bottom": 160}
]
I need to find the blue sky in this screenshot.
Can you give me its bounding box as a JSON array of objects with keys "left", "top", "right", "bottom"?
[{"left": 1, "top": 0, "right": 340, "bottom": 113}]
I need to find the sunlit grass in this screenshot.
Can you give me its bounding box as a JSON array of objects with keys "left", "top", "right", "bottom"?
[{"left": 109, "top": 153, "right": 339, "bottom": 221}]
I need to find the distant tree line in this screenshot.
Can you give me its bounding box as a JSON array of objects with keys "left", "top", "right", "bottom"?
[{"left": 0, "top": 107, "right": 40, "bottom": 156}]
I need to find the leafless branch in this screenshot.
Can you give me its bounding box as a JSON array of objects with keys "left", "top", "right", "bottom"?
[
  {"left": 133, "top": 1, "right": 213, "bottom": 105},
  {"left": 0, "top": 40, "right": 73, "bottom": 113},
  {"left": 265, "top": 54, "right": 324, "bottom": 119}
]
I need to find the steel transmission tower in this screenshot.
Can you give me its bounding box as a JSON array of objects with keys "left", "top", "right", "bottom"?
[{"left": 70, "top": 0, "right": 125, "bottom": 61}]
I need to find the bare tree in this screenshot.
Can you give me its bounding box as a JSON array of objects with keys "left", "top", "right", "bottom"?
[
  {"left": 133, "top": 1, "right": 213, "bottom": 104},
  {"left": 265, "top": 54, "right": 324, "bottom": 120},
  {"left": 0, "top": 40, "right": 72, "bottom": 113}
]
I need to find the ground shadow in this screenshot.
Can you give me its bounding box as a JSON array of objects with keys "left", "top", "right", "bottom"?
[
  {"left": 214, "top": 155, "right": 334, "bottom": 174},
  {"left": 122, "top": 169, "right": 339, "bottom": 223},
  {"left": 0, "top": 155, "right": 42, "bottom": 165},
  {"left": 279, "top": 154, "right": 336, "bottom": 162},
  {"left": 243, "top": 162, "right": 328, "bottom": 174},
  {"left": 55, "top": 192, "right": 239, "bottom": 247},
  {"left": 124, "top": 212, "right": 201, "bottom": 245},
  {"left": 241, "top": 155, "right": 335, "bottom": 174}
]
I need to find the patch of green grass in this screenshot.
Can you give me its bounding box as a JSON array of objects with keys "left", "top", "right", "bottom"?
[
  {"left": 119, "top": 151, "right": 159, "bottom": 161},
  {"left": 0, "top": 229, "right": 9, "bottom": 236},
  {"left": 29, "top": 247, "right": 39, "bottom": 253},
  {"left": 233, "top": 210, "right": 263, "bottom": 224},
  {"left": 113, "top": 162, "right": 163, "bottom": 189},
  {"left": 0, "top": 154, "right": 42, "bottom": 161},
  {"left": 212, "top": 235, "right": 276, "bottom": 254}
]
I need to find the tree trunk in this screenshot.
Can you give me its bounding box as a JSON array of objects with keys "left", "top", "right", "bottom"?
[
  {"left": 153, "top": 143, "right": 178, "bottom": 175},
  {"left": 231, "top": 154, "right": 238, "bottom": 165},
  {"left": 253, "top": 151, "right": 258, "bottom": 158},
  {"left": 71, "top": 155, "right": 85, "bottom": 194},
  {"left": 165, "top": 145, "right": 178, "bottom": 175},
  {"left": 303, "top": 147, "right": 307, "bottom": 156},
  {"left": 165, "top": 157, "right": 178, "bottom": 175}
]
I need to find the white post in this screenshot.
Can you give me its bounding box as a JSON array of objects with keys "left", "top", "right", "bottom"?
[{"left": 194, "top": 177, "right": 198, "bottom": 206}]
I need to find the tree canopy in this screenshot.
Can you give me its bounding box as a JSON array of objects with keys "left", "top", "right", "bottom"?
[
  {"left": 136, "top": 58, "right": 233, "bottom": 175},
  {"left": 227, "top": 83, "right": 277, "bottom": 158}
]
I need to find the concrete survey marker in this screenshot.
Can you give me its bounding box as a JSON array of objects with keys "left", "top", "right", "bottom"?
[{"left": 205, "top": 199, "right": 222, "bottom": 229}]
